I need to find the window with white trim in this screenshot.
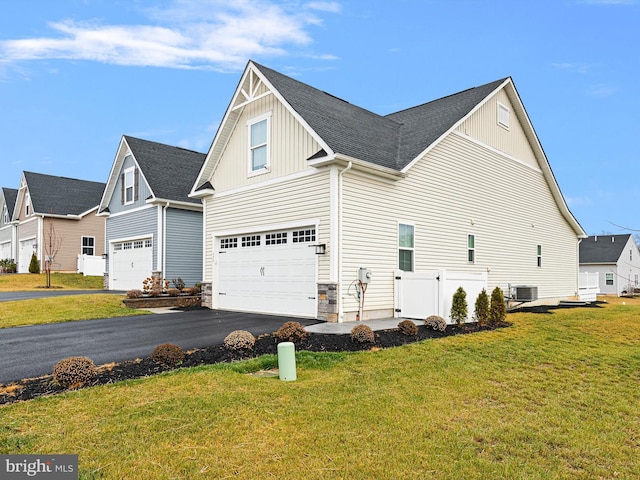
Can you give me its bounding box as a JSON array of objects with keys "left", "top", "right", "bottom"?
[
  {"left": 81, "top": 236, "right": 95, "bottom": 255},
  {"left": 467, "top": 234, "right": 475, "bottom": 263},
  {"left": 248, "top": 113, "right": 270, "bottom": 174},
  {"left": 635, "top": 274, "right": 638, "bottom": 286},
  {"left": 124, "top": 167, "right": 135, "bottom": 204},
  {"left": 537, "top": 245, "right": 542, "bottom": 268},
  {"left": 25, "top": 193, "right": 31, "bottom": 217},
  {"left": 2, "top": 205, "right": 8, "bottom": 224},
  {"left": 630, "top": 249, "right": 633, "bottom": 261},
  {"left": 398, "top": 223, "right": 414, "bottom": 272},
  {"left": 605, "top": 273, "right": 614, "bottom": 286},
  {"left": 498, "top": 103, "right": 510, "bottom": 129}
]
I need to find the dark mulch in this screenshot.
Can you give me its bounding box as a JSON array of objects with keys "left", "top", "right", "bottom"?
[{"left": 0, "top": 321, "right": 509, "bottom": 406}]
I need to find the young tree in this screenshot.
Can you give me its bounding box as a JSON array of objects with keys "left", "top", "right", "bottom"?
[
  {"left": 474, "top": 288, "right": 490, "bottom": 326},
  {"left": 28, "top": 253, "right": 40, "bottom": 274},
  {"left": 490, "top": 286, "right": 506, "bottom": 324},
  {"left": 43, "top": 219, "right": 62, "bottom": 288},
  {"left": 450, "top": 286, "right": 468, "bottom": 327}
]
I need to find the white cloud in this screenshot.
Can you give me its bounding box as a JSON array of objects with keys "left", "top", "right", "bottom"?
[
  {"left": 0, "top": 0, "right": 340, "bottom": 71},
  {"left": 586, "top": 84, "right": 617, "bottom": 98},
  {"left": 551, "top": 62, "right": 590, "bottom": 74},
  {"left": 305, "top": 2, "right": 342, "bottom": 13}
]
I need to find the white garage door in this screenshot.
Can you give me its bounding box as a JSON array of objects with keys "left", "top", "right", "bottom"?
[
  {"left": 110, "top": 238, "right": 153, "bottom": 291},
  {"left": 19, "top": 238, "right": 36, "bottom": 273},
  {"left": 216, "top": 227, "right": 317, "bottom": 317},
  {"left": 0, "top": 241, "right": 11, "bottom": 261}
]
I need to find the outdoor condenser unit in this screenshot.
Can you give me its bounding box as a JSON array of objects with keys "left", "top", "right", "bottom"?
[{"left": 511, "top": 285, "right": 538, "bottom": 302}]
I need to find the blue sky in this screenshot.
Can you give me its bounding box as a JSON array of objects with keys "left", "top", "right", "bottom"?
[{"left": 0, "top": 0, "right": 638, "bottom": 235}]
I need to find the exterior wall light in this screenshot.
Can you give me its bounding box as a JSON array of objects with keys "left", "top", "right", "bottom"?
[
  {"left": 102, "top": 253, "right": 108, "bottom": 259},
  {"left": 314, "top": 244, "right": 326, "bottom": 255}
]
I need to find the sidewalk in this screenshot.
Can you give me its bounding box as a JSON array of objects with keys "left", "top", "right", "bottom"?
[{"left": 306, "top": 317, "right": 403, "bottom": 335}]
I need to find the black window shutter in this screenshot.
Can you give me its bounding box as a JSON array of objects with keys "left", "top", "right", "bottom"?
[
  {"left": 120, "top": 173, "right": 125, "bottom": 204},
  {"left": 134, "top": 168, "right": 139, "bottom": 201}
]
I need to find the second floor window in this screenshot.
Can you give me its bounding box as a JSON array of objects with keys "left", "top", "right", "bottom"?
[{"left": 248, "top": 113, "right": 270, "bottom": 174}]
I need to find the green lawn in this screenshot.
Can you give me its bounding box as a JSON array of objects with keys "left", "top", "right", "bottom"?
[
  {"left": 0, "top": 273, "right": 103, "bottom": 291},
  {"left": 1, "top": 297, "right": 638, "bottom": 479}
]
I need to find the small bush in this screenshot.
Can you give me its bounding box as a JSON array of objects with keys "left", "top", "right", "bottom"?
[
  {"left": 474, "top": 288, "right": 490, "bottom": 326},
  {"left": 182, "top": 287, "right": 193, "bottom": 295},
  {"left": 398, "top": 319, "right": 418, "bottom": 336},
  {"left": 53, "top": 356, "right": 97, "bottom": 388},
  {"left": 151, "top": 343, "right": 184, "bottom": 367},
  {"left": 149, "top": 287, "right": 163, "bottom": 298},
  {"left": 166, "top": 288, "right": 180, "bottom": 297},
  {"left": 490, "top": 286, "right": 507, "bottom": 324},
  {"left": 275, "top": 321, "right": 307, "bottom": 343},
  {"left": 425, "top": 315, "right": 447, "bottom": 332},
  {"left": 28, "top": 253, "right": 40, "bottom": 273},
  {"left": 126, "top": 289, "right": 143, "bottom": 299},
  {"left": 191, "top": 284, "right": 201, "bottom": 295},
  {"left": 171, "top": 277, "right": 185, "bottom": 291},
  {"left": 224, "top": 330, "right": 256, "bottom": 351},
  {"left": 350, "top": 324, "right": 375, "bottom": 344},
  {"left": 176, "top": 296, "right": 200, "bottom": 309},
  {"left": 450, "top": 286, "right": 468, "bottom": 327}
]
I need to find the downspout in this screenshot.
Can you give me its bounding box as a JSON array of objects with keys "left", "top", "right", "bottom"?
[
  {"left": 162, "top": 202, "right": 169, "bottom": 280},
  {"left": 338, "top": 161, "right": 352, "bottom": 323}
]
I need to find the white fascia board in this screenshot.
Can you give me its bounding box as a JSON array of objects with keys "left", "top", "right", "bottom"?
[
  {"left": 310, "top": 153, "right": 405, "bottom": 181},
  {"left": 189, "top": 188, "right": 215, "bottom": 199},
  {"left": 146, "top": 198, "right": 203, "bottom": 212}
]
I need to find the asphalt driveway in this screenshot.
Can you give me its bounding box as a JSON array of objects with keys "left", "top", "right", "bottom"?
[{"left": 0, "top": 310, "right": 319, "bottom": 384}]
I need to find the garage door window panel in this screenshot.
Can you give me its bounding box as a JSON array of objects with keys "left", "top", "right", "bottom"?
[{"left": 266, "top": 232, "right": 287, "bottom": 245}]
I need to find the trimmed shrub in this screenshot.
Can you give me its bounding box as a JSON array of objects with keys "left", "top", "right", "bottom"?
[
  {"left": 275, "top": 321, "right": 307, "bottom": 343},
  {"left": 166, "top": 288, "right": 180, "bottom": 297},
  {"left": 151, "top": 343, "right": 184, "bottom": 367},
  {"left": 474, "top": 288, "right": 490, "bottom": 326},
  {"left": 126, "top": 289, "right": 143, "bottom": 299},
  {"left": 149, "top": 287, "right": 163, "bottom": 298},
  {"left": 53, "top": 356, "right": 97, "bottom": 388},
  {"left": 450, "top": 286, "right": 468, "bottom": 327},
  {"left": 424, "top": 315, "right": 447, "bottom": 332},
  {"left": 224, "top": 330, "right": 256, "bottom": 351},
  {"left": 182, "top": 287, "right": 193, "bottom": 295},
  {"left": 350, "top": 324, "right": 375, "bottom": 344},
  {"left": 191, "top": 284, "right": 202, "bottom": 295},
  {"left": 490, "top": 286, "right": 507, "bottom": 324},
  {"left": 28, "top": 253, "right": 40, "bottom": 273},
  {"left": 398, "top": 319, "right": 418, "bottom": 336}
]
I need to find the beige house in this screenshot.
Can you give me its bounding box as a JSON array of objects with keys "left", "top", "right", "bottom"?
[
  {"left": 13, "top": 172, "right": 106, "bottom": 273},
  {"left": 191, "top": 61, "right": 586, "bottom": 322}
]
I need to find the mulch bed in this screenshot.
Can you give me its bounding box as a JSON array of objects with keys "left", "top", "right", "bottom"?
[{"left": 0, "top": 321, "right": 509, "bottom": 406}]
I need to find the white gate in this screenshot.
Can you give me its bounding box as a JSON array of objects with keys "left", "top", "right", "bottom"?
[
  {"left": 578, "top": 272, "right": 599, "bottom": 302},
  {"left": 394, "top": 269, "right": 488, "bottom": 324}
]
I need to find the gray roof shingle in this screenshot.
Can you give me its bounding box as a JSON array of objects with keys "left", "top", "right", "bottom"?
[
  {"left": 254, "top": 61, "right": 506, "bottom": 170},
  {"left": 24, "top": 172, "right": 105, "bottom": 216},
  {"left": 124, "top": 136, "right": 206, "bottom": 204},
  {"left": 579, "top": 234, "right": 632, "bottom": 264},
  {"left": 2, "top": 187, "right": 18, "bottom": 216}
]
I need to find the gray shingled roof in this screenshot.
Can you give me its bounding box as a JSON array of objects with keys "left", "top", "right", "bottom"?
[
  {"left": 2, "top": 187, "right": 18, "bottom": 216},
  {"left": 579, "top": 234, "right": 632, "bottom": 264},
  {"left": 254, "top": 61, "right": 506, "bottom": 170},
  {"left": 24, "top": 172, "right": 105, "bottom": 216},
  {"left": 124, "top": 136, "right": 206, "bottom": 204}
]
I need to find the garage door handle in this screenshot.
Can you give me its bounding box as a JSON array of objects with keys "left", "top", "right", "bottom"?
[{"left": 308, "top": 296, "right": 316, "bottom": 300}]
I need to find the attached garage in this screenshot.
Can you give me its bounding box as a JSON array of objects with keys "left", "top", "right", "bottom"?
[
  {"left": 0, "top": 241, "right": 11, "bottom": 261},
  {"left": 110, "top": 238, "right": 153, "bottom": 291},
  {"left": 215, "top": 227, "right": 317, "bottom": 317},
  {"left": 18, "top": 238, "right": 36, "bottom": 273}
]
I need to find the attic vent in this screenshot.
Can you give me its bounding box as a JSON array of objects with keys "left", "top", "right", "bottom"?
[{"left": 511, "top": 285, "right": 538, "bottom": 302}]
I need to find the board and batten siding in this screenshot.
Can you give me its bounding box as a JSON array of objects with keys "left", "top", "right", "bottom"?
[
  {"left": 42, "top": 214, "right": 105, "bottom": 272},
  {"left": 341, "top": 132, "right": 579, "bottom": 319},
  {"left": 210, "top": 93, "right": 322, "bottom": 192},
  {"left": 105, "top": 206, "right": 158, "bottom": 273},
  {"left": 165, "top": 208, "right": 203, "bottom": 287},
  {"left": 456, "top": 88, "right": 538, "bottom": 170},
  {"left": 203, "top": 170, "right": 331, "bottom": 283},
  {"left": 107, "top": 154, "right": 153, "bottom": 214}
]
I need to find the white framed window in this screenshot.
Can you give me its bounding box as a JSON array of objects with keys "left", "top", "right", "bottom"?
[
  {"left": 498, "top": 102, "right": 510, "bottom": 129},
  {"left": 467, "top": 234, "right": 475, "bottom": 263},
  {"left": 123, "top": 167, "right": 135, "bottom": 205},
  {"left": 81, "top": 236, "right": 95, "bottom": 255},
  {"left": 635, "top": 274, "right": 638, "bottom": 286},
  {"left": 605, "top": 273, "right": 614, "bottom": 286},
  {"left": 537, "top": 245, "right": 542, "bottom": 268},
  {"left": 25, "top": 193, "right": 31, "bottom": 217},
  {"left": 398, "top": 223, "right": 414, "bottom": 272},
  {"left": 247, "top": 113, "right": 271, "bottom": 175},
  {"left": 2, "top": 205, "right": 8, "bottom": 224},
  {"left": 630, "top": 249, "right": 633, "bottom": 261}
]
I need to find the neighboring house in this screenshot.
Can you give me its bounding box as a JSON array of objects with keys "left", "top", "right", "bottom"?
[
  {"left": 98, "top": 136, "right": 206, "bottom": 291},
  {"left": 0, "top": 187, "right": 18, "bottom": 262},
  {"left": 190, "top": 61, "right": 586, "bottom": 321},
  {"left": 13, "top": 172, "right": 106, "bottom": 273},
  {"left": 579, "top": 234, "right": 640, "bottom": 295}
]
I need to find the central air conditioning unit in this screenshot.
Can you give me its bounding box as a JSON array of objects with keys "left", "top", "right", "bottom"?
[{"left": 511, "top": 285, "right": 538, "bottom": 302}]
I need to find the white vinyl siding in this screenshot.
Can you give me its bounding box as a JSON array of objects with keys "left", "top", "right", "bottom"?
[
  {"left": 457, "top": 89, "right": 538, "bottom": 169},
  {"left": 211, "top": 93, "right": 322, "bottom": 192},
  {"left": 203, "top": 170, "right": 331, "bottom": 284},
  {"left": 341, "top": 132, "right": 579, "bottom": 317}
]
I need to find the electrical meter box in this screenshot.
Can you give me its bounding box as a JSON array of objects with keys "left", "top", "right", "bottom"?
[{"left": 358, "top": 268, "right": 372, "bottom": 283}]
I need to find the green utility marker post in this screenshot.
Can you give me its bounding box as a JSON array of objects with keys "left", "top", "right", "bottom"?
[{"left": 277, "top": 342, "right": 296, "bottom": 381}]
